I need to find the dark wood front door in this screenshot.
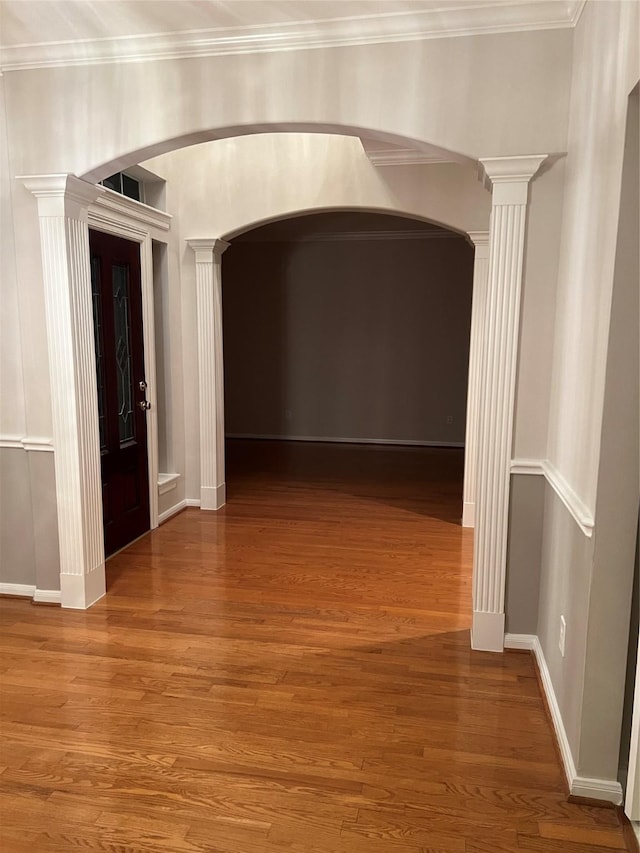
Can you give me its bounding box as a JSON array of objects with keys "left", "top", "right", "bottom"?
[{"left": 89, "top": 230, "right": 150, "bottom": 556}]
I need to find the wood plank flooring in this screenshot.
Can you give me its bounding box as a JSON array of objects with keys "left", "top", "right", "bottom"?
[{"left": 0, "top": 441, "right": 628, "bottom": 852}]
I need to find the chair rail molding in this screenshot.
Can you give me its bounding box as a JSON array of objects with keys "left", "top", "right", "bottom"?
[
  {"left": 462, "top": 230, "right": 489, "bottom": 529},
  {"left": 20, "top": 174, "right": 106, "bottom": 609},
  {"left": 187, "top": 238, "right": 230, "bottom": 511},
  {"left": 472, "top": 154, "right": 547, "bottom": 652}
]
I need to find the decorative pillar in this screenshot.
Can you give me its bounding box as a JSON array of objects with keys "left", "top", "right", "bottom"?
[
  {"left": 472, "top": 155, "right": 547, "bottom": 652},
  {"left": 462, "top": 231, "right": 489, "bottom": 529},
  {"left": 21, "top": 175, "right": 105, "bottom": 609},
  {"left": 187, "top": 238, "right": 230, "bottom": 510}
]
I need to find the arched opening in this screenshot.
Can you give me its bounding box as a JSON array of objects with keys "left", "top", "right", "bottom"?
[
  {"left": 22, "top": 125, "right": 543, "bottom": 657},
  {"left": 218, "top": 208, "right": 475, "bottom": 621}
]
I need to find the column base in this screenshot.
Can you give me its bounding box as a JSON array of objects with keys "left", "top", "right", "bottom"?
[
  {"left": 61, "top": 565, "right": 106, "bottom": 609},
  {"left": 201, "top": 483, "right": 226, "bottom": 511},
  {"left": 462, "top": 502, "right": 475, "bottom": 528},
  {"left": 471, "top": 610, "right": 505, "bottom": 652}
]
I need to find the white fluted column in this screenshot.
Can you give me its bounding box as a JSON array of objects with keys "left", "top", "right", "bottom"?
[
  {"left": 187, "top": 238, "right": 230, "bottom": 510},
  {"left": 472, "top": 155, "right": 547, "bottom": 652},
  {"left": 462, "top": 231, "right": 490, "bottom": 529},
  {"left": 22, "top": 175, "right": 106, "bottom": 609}
]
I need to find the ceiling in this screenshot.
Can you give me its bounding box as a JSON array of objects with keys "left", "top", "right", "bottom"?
[{"left": 0, "top": 1, "right": 585, "bottom": 70}]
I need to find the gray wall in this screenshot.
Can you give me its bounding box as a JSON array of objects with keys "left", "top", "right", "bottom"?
[
  {"left": 578, "top": 83, "right": 639, "bottom": 779},
  {"left": 222, "top": 225, "right": 474, "bottom": 446},
  {"left": 535, "top": 82, "right": 640, "bottom": 781},
  {"left": 506, "top": 474, "right": 545, "bottom": 635}
]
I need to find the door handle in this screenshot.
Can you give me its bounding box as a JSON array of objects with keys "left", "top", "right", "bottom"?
[
  {"left": 138, "top": 400, "right": 151, "bottom": 411},
  {"left": 138, "top": 380, "right": 147, "bottom": 391}
]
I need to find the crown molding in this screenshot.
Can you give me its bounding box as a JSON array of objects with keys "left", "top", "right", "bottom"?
[
  {"left": 0, "top": 2, "right": 586, "bottom": 72},
  {"left": 365, "top": 148, "right": 454, "bottom": 167},
  {"left": 92, "top": 186, "right": 172, "bottom": 232}
]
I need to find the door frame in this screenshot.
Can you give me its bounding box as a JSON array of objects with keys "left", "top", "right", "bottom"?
[{"left": 88, "top": 189, "right": 172, "bottom": 536}]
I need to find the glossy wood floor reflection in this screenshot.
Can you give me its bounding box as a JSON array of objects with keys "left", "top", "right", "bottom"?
[{"left": 0, "top": 441, "right": 628, "bottom": 852}]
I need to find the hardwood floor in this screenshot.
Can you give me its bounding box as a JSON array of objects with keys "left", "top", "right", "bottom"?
[{"left": 0, "top": 441, "right": 628, "bottom": 852}]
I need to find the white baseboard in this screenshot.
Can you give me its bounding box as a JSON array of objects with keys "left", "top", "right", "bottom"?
[
  {"left": 33, "top": 588, "right": 61, "bottom": 604},
  {"left": 462, "top": 501, "right": 475, "bottom": 528},
  {"left": 571, "top": 776, "right": 625, "bottom": 803},
  {"left": 158, "top": 498, "right": 202, "bottom": 523},
  {"left": 0, "top": 582, "right": 35, "bottom": 598},
  {"left": 504, "top": 633, "right": 623, "bottom": 805},
  {"left": 158, "top": 500, "right": 187, "bottom": 524},
  {"left": 0, "top": 583, "right": 61, "bottom": 604},
  {"left": 226, "top": 433, "right": 464, "bottom": 448}
]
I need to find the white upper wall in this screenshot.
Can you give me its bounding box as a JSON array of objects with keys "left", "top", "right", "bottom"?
[
  {"left": 546, "top": 0, "right": 639, "bottom": 512},
  {"left": 1, "top": 26, "right": 573, "bottom": 181},
  {"left": 144, "top": 134, "right": 491, "bottom": 237}
]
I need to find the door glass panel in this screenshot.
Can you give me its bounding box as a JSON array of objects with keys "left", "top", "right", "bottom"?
[
  {"left": 90, "top": 257, "right": 107, "bottom": 451},
  {"left": 112, "top": 263, "right": 135, "bottom": 444}
]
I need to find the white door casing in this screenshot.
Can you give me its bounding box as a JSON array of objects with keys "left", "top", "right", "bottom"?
[
  {"left": 626, "top": 626, "right": 640, "bottom": 820},
  {"left": 22, "top": 175, "right": 171, "bottom": 607}
]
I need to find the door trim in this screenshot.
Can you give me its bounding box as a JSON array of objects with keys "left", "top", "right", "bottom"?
[{"left": 88, "top": 189, "right": 172, "bottom": 533}]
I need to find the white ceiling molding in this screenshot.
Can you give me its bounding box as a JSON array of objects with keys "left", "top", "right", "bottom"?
[
  {"left": 364, "top": 148, "right": 454, "bottom": 167},
  {"left": 0, "top": 1, "right": 586, "bottom": 72},
  {"left": 91, "top": 186, "right": 172, "bottom": 233}
]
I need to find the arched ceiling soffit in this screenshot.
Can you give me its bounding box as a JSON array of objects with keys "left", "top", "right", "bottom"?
[{"left": 82, "top": 125, "right": 473, "bottom": 185}]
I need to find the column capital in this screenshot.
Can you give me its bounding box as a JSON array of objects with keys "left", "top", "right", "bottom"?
[
  {"left": 186, "top": 238, "right": 230, "bottom": 263},
  {"left": 19, "top": 173, "right": 103, "bottom": 219},
  {"left": 466, "top": 230, "right": 490, "bottom": 257},
  {"left": 478, "top": 155, "right": 547, "bottom": 205}
]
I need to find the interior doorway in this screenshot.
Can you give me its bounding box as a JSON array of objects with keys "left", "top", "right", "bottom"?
[
  {"left": 220, "top": 210, "right": 474, "bottom": 525},
  {"left": 89, "top": 229, "right": 151, "bottom": 555}
]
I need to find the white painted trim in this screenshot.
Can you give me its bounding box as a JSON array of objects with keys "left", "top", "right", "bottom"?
[
  {"left": 365, "top": 149, "right": 453, "bottom": 167},
  {"left": 0, "top": 2, "right": 585, "bottom": 71},
  {"left": 462, "top": 230, "right": 489, "bottom": 529},
  {"left": 0, "top": 584, "right": 61, "bottom": 604},
  {"left": 510, "top": 457, "right": 595, "bottom": 537},
  {"left": 510, "top": 457, "right": 545, "bottom": 475},
  {"left": 22, "top": 174, "right": 106, "bottom": 611},
  {"left": 541, "top": 459, "right": 594, "bottom": 538},
  {"left": 201, "top": 484, "right": 226, "bottom": 511},
  {"left": 503, "top": 633, "right": 537, "bottom": 651},
  {"left": 226, "top": 433, "right": 464, "bottom": 448},
  {"left": 158, "top": 499, "right": 187, "bottom": 524},
  {"left": 92, "top": 188, "right": 171, "bottom": 233},
  {"left": 504, "top": 634, "right": 623, "bottom": 805},
  {"left": 158, "top": 473, "right": 180, "bottom": 496},
  {"left": 0, "top": 435, "right": 53, "bottom": 452},
  {"left": 472, "top": 611, "right": 505, "bottom": 652},
  {"left": 33, "top": 589, "right": 62, "bottom": 604},
  {"left": 625, "top": 625, "right": 640, "bottom": 819},
  {"left": 472, "top": 156, "right": 546, "bottom": 650},
  {"left": 185, "top": 499, "right": 201, "bottom": 508},
  {"left": 188, "top": 239, "right": 230, "bottom": 514},
  {"left": 0, "top": 583, "right": 36, "bottom": 598},
  {"left": 572, "top": 776, "right": 624, "bottom": 804}
]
